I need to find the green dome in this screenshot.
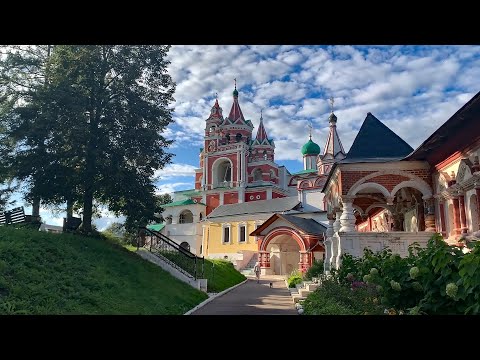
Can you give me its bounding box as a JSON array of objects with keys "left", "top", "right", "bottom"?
[
  {"left": 233, "top": 89, "right": 239, "bottom": 97},
  {"left": 301, "top": 139, "right": 321, "bottom": 155}
]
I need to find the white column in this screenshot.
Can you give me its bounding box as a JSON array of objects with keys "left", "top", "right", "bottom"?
[
  {"left": 330, "top": 208, "right": 342, "bottom": 269},
  {"left": 326, "top": 217, "right": 335, "bottom": 238},
  {"left": 201, "top": 225, "right": 206, "bottom": 255},
  {"left": 219, "top": 191, "right": 224, "bottom": 205},
  {"left": 267, "top": 188, "right": 272, "bottom": 200},
  {"left": 236, "top": 150, "right": 240, "bottom": 187},
  {"left": 340, "top": 196, "right": 357, "bottom": 232},
  {"left": 205, "top": 155, "right": 209, "bottom": 190},
  {"left": 324, "top": 216, "right": 335, "bottom": 272},
  {"left": 333, "top": 207, "right": 342, "bottom": 234}
]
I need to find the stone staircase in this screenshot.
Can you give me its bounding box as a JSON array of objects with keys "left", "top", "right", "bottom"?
[
  {"left": 240, "top": 253, "right": 258, "bottom": 276},
  {"left": 286, "top": 280, "right": 319, "bottom": 304}
]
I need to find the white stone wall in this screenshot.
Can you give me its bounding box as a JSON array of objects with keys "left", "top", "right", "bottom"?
[{"left": 326, "top": 232, "right": 432, "bottom": 270}]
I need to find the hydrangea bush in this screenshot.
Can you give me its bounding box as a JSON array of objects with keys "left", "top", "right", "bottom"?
[{"left": 333, "top": 234, "right": 480, "bottom": 315}]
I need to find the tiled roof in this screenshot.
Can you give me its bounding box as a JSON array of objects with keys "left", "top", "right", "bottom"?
[
  {"left": 280, "top": 214, "right": 327, "bottom": 234},
  {"left": 207, "top": 196, "right": 300, "bottom": 219},
  {"left": 347, "top": 113, "right": 413, "bottom": 160}
]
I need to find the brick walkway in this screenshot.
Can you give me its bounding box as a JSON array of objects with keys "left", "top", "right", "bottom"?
[{"left": 191, "top": 275, "right": 297, "bottom": 315}]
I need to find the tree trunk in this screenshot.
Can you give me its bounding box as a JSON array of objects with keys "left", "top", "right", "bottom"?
[
  {"left": 32, "top": 197, "right": 40, "bottom": 221},
  {"left": 82, "top": 186, "right": 93, "bottom": 233},
  {"left": 66, "top": 198, "right": 73, "bottom": 220}
]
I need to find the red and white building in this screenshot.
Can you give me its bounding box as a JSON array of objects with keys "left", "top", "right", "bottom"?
[{"left": 322, "top": 92, "right": 480, "bottom": 271}]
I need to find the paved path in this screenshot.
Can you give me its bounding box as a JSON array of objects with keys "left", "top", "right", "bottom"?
[{"left": 191, "top": 275, "right": 297, "bottom": 315}]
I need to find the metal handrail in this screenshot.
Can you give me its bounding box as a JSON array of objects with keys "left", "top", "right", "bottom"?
[{"left": 137, "top": 227, "right": 205, "bottom": 280}]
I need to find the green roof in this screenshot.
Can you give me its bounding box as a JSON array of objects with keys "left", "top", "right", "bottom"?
[
  {"left": 292, "top": 169, "right": 318, "bottom": 175},
  {"left": 147, "top": 223, "right": 165, "bottom": 232},
  {"left": 181, "top": 190, "right": 202, "bottom": 197},
  {"left": 162, "top": 199, "right": 205, "bottom": 207},
  {"left": 301, "top": 139, "right": 321, "bottom": 155},
  {"left": 174, "top": 189, "right": 196, "bottom": 194}
]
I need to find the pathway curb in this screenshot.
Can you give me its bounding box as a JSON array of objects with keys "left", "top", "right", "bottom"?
[{"left": 184, "top": 278, "right": 249, "bottom": 315}]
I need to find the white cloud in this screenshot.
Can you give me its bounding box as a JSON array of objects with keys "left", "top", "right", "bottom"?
[
  {"left": 155, "top": 182, "right": 194, "bottom": 195},
  {"left": 154, "top": 163, "right": 197, "bottom": 179}
]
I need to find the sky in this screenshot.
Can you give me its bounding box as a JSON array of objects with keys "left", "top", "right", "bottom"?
[{"left": 19, "top": 45, "right": 480, "bottom": 230}]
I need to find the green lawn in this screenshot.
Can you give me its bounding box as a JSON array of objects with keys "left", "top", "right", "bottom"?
[
  {"left": 202, "top": 259, "right": 246, "bottom": 293},
  {"left": 0, "top": 226, "right": 208, "bottom": 314}
]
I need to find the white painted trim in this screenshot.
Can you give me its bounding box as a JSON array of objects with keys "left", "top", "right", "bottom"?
[
  {"left": 238, "top": 222, "right": 247, "bottom": 243},
  {"left": 184, "top": 279, "right": 249, "bottom": 315},
  {"left": 222, "top": 223, "right": 232, "bottom": 244}
]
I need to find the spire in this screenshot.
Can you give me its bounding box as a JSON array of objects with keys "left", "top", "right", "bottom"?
[
  {"left": 322, "top": 97, "right": 345, "bottom": 158},
  {"left": 255, "top": 110, "right": 268, "bottom": 142},
  {"left": 329, "top": 96, "right": 337, "bottom": 124},
  {"left": 233, "top": 78, "right": 238, "bottom": 98},
  {"left": 227, "top": 79, "right": 246, "bottom": 123},
  {"left": 209, "top": 94, "right": 223, "bottom": 119}
]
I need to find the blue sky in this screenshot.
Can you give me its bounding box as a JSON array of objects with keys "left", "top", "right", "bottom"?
[{"left": 19, "top": 45, "right": 480, "bottom": 230}]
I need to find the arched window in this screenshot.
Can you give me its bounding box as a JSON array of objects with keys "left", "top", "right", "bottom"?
[
  {"left": 199, "top": 213, "right": 204, "bottom": 221},
  {"left": 179, "top": 210, "right": 193, "bottom": 224},
  {"left": 180, "top": 242, "right": 190, "bottom": 252},
  {"left": 236, "top": 133, "right": 242, "bottom": 142},
  {"left": 213, "top": 158, "right": 233, "bottom": 188},
  {"left": 253, "top": 168, "right": 262, "bottom": 181},
  {"left": 263, "top": 150, "right": 268, "bottom": 160},
  {"left": 225, "top": 133, "right": 230, "bottom": 143},
  {"left": 269, "top": 169, "right": 275, "bottom": 180}
]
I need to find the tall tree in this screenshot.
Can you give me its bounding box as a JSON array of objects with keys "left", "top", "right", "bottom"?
[
  {"left": 0, "top": 45, "right": 54, "bottom": 219},
  {"left": 43, "top": 46, "right": 175, "bottom": 233}
]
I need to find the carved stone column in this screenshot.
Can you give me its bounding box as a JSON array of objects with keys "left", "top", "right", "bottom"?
[
  {"left": 339, "top": 196, "right": 357, "bottom": 232},
  {"left": 452, "top": 197, "right": 462, "bottom": 236},
  {"left": 438, "top": 199, "right": 447, "bottom": 237},
  {"left": 326, "top": 213, "right": 335, "bottom": 238},
  {"left": 476, "top": 185, "right": 480, "bottom": 231},
  {"left": 323, "top": 237, "right": 332, "bottom": 272},
  {"left": 298, "top": 251, "right": 310, "bottom": 273},
  {"left": 333, "top": 207, "right": 342, "bottom": 234},
  {"left": 259, "top": 250, "right": 271, "bottom": 275},
  {"left": 458, "top": 193, "right": 467, "bottom": 235},
  {"left": 423, "top": 196, "right": 436, "bottom": 232}
]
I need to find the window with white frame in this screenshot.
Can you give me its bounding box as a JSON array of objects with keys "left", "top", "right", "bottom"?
[
  {"left": 238, "top": 223, "right": 247, "bottom": 243},
  {"left": 222, "top": 224, "right": 231, "bottom": 244}
]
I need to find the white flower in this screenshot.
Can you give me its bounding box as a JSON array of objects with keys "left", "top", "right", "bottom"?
[
  {"left": 370, "top": 268, "right": 379, "bottom": 276},
  {"left": 409, "top": 267, "right": 419, "bottom": 279},
  {"left": 446, "top": 283, "right": 458, "bottom": 298}
]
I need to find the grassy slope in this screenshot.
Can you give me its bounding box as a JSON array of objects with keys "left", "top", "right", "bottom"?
[
  {"left": 0, "top": 227, "right": 208, "bottom": 315},
  {"left": 124, "top": 245, "right": 246, "bottom": 293},
  {"left": 202, "top": 259, "right": 246, "bottom": 293}
]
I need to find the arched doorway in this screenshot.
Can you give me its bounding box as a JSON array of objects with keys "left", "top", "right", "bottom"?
[
  {"left": 267, "top": 235, "right": 301, "bottom": 275},
  {"left": 179, "top": 210, "right": 193, "bottom": 224},
  {"left": 260, "top": 227, "right": 308, "bottom": 275},
  {"left": 180, "top": 241, "right": 190, "bottom": 252},
  {"left": 470, "top": 194, "right": 479, "bottom": 232}
]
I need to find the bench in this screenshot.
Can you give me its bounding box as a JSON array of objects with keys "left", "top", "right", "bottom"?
[
  {"left": 63, "top": 217, "right": 82, "bottom": 232},
  {"left": 0, "top": 206, "right": 26, "bottom": 225}
]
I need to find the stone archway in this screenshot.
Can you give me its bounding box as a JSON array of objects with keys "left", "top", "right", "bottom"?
[{"left": 259, "top": 227, "right": 308, "bottom": 275}]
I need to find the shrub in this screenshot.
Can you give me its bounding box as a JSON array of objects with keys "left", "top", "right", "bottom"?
[
  {"left": 302, "top": 275, "right": 384, "bottom": 315},
  {"left": 304, "top": 260, "right": 324, "bottom": 281},
  {"left": 287, "top": 268, "right": 303, "bottom": 288},
  {"left": 334, "top": 234, "right": 480, "bottom": 315}
]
